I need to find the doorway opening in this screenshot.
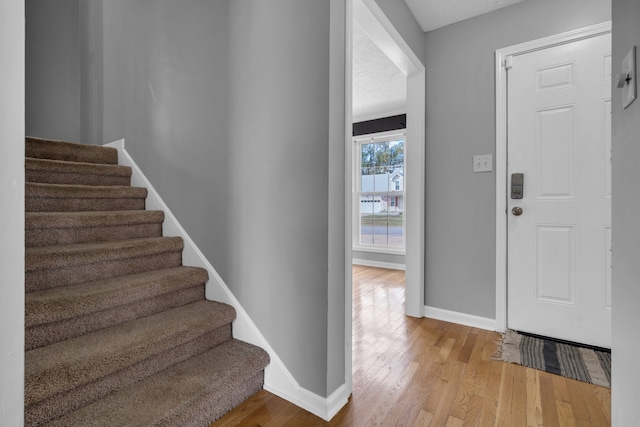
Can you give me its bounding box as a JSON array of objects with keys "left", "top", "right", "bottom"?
[{"left": 345, "top": 0, "right": 426, "bottom": 395}]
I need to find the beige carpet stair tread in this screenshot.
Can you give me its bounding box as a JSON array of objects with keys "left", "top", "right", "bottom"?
[
  {"left": 25, "top": 237, "right": 184, "bottom": 291},
  {"left": 26, "top": 182, "right": 147, "bottom": 200},
  {"left": 26, "top": 157, "right": 132, "bottom": 186},
  {"left": 26, "top": 286, "right": 205, "bottom": 351},
  {"left": 46, "top": 340, "right": 270, "bottom": 427},
  {"left": 26, "top": 210, "right": 164, "bottom": 247},
  {"left": 26, "top": 182, "right": 148, "bottom": 212},
  {"left": 25, "top": 236, "right": 183, "bottom": 273},
  {"left": 26, "top": 136, "right": 118, "bottom": 165},
  {"left": 26, "top": 210, "right": 164, "bottom": 230},
  {"left": 26, "top": 266, "right": 208, "bottom": 327},
  {"left": 25, "top": 300, "right": 236, "bottom": 407}
]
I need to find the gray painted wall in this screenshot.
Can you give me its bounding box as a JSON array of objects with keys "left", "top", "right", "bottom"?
[
  {"left": 26, "top": 0, "right": 81, "bottom": 142},
  {"left": 226, "top": 0, "right": 333, "bottom": 396},
  {"left": 0, "top": 0, "right": 25, "bottom": 423},
  {"left": 611, "top": 0, "right": 640, "bottom": 423},
  {"left": 100, "top": 0, "right": 231, "bottom": 289},
  {"left": 95, "top": 0, "right": 342, "bottom": 397},
  {"left": 423, "top": 0, "right": 611, "bottom": 318}
]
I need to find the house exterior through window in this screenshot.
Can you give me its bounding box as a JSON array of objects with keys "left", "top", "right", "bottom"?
[{"left": 354, "top": 130, "right": 405, "bottom": 253}]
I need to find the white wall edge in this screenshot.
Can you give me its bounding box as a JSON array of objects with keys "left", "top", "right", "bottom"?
[
  {"left": 494, "top": 21, "right": 612, "bottom": 334},
  {"left": 404, "top": 70, "right": 426, "bottom": 318},
  {"left": 1, "top": 0, "right": 25, "bottom": 423},
  {"left": 424, "top": 305, "right": 497, "bottom": 331},
  {"left": 352, "top": 259, "right": 406, "bottom": 271},
  {"left": 104, "top": 139, "right": 345, "bottom": 421},
  {"left": 344, "top": 0, "right": 355, "bottom": 402}
]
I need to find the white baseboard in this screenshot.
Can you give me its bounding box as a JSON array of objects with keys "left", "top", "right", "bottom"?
[
  {"left": 352, "top": 258, "right": 405, "bottom": 271},
  {"left": 104, "top": 139, "right": 346, "bottom": 421},
  {"left": 264, "top": 382, "right": 350, "bottom": 422},
  {"left": 423, "top": 305, "right": 497, "bottom": 331}
]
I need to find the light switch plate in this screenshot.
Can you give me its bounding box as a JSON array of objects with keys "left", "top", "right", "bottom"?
[
  {"left": 473, "top": 154, "right": 493, "bottom": 173},
  {"left": 621, "top": 46, "right": 636, "bottom": 109}
]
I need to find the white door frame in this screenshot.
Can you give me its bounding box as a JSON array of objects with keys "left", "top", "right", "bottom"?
[{"left": 494, "top": 21, "right": 612, "bottom": 332}]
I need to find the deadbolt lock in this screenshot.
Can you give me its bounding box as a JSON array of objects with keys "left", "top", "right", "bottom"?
[{"left": 511, "top": 173, "right": 524, "bottom": 199}]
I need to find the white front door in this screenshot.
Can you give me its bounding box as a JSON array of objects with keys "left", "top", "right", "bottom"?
[{"left": 507, "top": 33, "right": 612, "bottom": 348}]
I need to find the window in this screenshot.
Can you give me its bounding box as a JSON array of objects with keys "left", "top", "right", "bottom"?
[{"left": 354, "top": 131, "right": 405, "bottom": 252}]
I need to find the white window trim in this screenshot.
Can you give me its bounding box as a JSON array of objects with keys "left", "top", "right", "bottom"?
[{"left": 352, "top": 129, "right": 406, "bottom": 255}]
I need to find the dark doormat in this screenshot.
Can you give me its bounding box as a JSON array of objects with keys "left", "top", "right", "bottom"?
[{"left": 496, "top": 330, "right": 611, "bottom": 387}]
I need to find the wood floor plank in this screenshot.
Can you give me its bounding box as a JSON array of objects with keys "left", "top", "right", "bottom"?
[
  {"left": 457, "top": 332, "right": 478, "bottom": 363},
  {"left": 478, "top": 359, "right": 503, "bottom": 425},
  {"left": 552, "top": 373, "right": 572, "bottom": 403},
  {"left": 557, "top": 400, "right": 577, "bottom": 427},
  {"left": 510, "top": 362, "right": 528, "bottom": 426},
  {"left": 593, "top": 386, "right": 612, "bottom": 422},
  {"left": 413, "top": 410, "right": 433, "bottom": 427},
  {"left": 539, "top": 372, "right": 561, "bottom": 427},
  {"left": 526, "top": 368, "right": 544, "bottom": 427},
  {"left": 445, "top": 415, "right": 464, "bottom": 427},
  {"left": 382, "top": 382, "right": 428, "bottom": 427},
  {"left": 210, "top": 266, "right": 611, "bottom": 427},
  {"left": 581, "top": 385, "right": 610, "bottom": 427},
  {"left": 428, "top": 378, "right": 464, "bottom": 427},
  {"left": 210, "top": 390, "right": 274, "bottom": 427},
  {"left": 565, "top": 378, "right": 596, "bottom": 425}
]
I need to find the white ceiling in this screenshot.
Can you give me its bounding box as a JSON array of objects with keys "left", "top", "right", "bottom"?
[
  {"left": 352, "top": 22, "right": 407, "bottom": 122},
  {"left": 404, "top": 0, "right": 526, "bottom": 32},
  {"left": 352, "top": 0, "right": 527, "bottom": 122}
]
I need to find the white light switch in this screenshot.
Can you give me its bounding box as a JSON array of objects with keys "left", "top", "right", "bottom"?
[
  {"left": 473, "top": 154, "right": 493, "bottom": 173},
  {"left": 618, "top": 46, "right": 637, "bottom": 109}
]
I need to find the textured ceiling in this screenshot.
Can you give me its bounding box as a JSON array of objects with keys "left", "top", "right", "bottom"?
[
  {"left": 352, "top": 0, "right": 528, "bottom": 121},
  {"left": 404, "top": 0, "right": 526, "bottom": 32},
  {"left": 352, "top": 22, "right": 406, "bottom": 122}
]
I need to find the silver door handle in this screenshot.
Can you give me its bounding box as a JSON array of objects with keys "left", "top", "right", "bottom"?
[{"left": 512, "top": 206, "right": 523, "bottom": 216}]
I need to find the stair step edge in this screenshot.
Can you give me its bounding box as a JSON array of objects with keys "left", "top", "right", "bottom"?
[
  {"left": 26, "top": 182, "right": 147, "bottom": 199},
  {"left": 25, "top": 236, "right": 183, "bottom": 272},
  {"left": 25, "top": 285, "right": 206, "bottom": 351},
  {"left": 26, "top": 210, "right": 165, "bottom": 230},
  {"left": 26, "top": 157, "right": 132, "bottom": 177},
  {"left": 26, "top": 136, "right": 119, "bottom": 165},
  {"left": 25, "top": 300, "right": 236, "bottom": 407},
  {"left": 25, "top": 266, "right": 209, "bottom": 327},
  {"left": 45, "top": 340, "right": 269, "bottom": 427}
]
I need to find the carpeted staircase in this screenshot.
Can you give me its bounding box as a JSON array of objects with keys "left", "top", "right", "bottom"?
[{"left": 24, "top": 136, "right": 269, "bottom": 426}]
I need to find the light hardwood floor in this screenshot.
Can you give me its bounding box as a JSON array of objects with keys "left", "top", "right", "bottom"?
[{"left": 211, "top": 265, "right": 611, "bottom": 426}]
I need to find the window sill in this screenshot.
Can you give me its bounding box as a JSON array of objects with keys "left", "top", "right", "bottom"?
[{"left": 352, "top": 245, "right": 406, "bottom": 256}]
